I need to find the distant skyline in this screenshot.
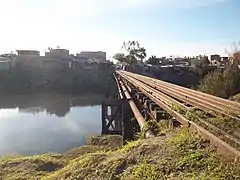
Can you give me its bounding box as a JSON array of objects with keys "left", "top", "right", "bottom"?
[{"left": 0, "top": 0, "right": 239, "bottom": 59}]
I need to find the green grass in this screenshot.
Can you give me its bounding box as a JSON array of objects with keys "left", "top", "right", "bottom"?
[
  {"left": 117, "top": 140, "right": 141, "bottom": 153},
  {"left": 129, "top": 161, "right": 163, "bottom": 180},
  {"left": 168, "top": 129, "right": 240, "bottom": 180},
  {"left": 0, "top": 154, "right": 66, "bottom": 180},
  {"left": 171, "top": 104, "right": 240, "bottom": 150},
  {"left": 1, "top": 129, "right": 240, "bottom": 180},
  {"left": 231, "top": 93, "right": 240, "bottom": 102}
]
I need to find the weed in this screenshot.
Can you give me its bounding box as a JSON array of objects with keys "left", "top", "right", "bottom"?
[
  {"left": 130, "top": 160, "right": 163, "bottom": 180},
  {"left": 1, "top": 132, "right": 240, "bottom": 180},
  {"left": 171, "top": 104, "right": 187, "bottom": 115},
  {"left": 118, "top": 140, "right": 141, "bottom": 153},
  {"left": 168, "top": 129, "right": 240, "bottom": 180},
  {"left": 158, "top": 119, "right": 174, "bottom": 133}
]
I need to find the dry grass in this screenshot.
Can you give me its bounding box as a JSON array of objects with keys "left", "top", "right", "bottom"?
[{"left": 0, "top": 129, "right": 239, "bottom": 180}]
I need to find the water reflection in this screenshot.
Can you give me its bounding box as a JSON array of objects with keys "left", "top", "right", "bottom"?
[
  {"left": 0, "top": 93, "right": 104, "bottom": 117},
  {"left": 0, "top": 94, "right": 104, "bottom": 156}
]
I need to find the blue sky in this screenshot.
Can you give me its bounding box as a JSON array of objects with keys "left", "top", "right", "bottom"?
[{"left": 0, "top": 0, "right": 239, "bottom": 58}]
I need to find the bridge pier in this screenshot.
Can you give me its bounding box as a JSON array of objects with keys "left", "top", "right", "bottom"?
[{"left": 101, "top": 100, "right": 133, "bottom": 140}]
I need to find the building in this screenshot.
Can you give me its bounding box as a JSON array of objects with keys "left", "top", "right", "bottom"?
[
  {"left": 0, "top": 53, "right": 17, "bottom": 58},
  {"left": 45, "top": 49, "right": 70, "bottom": 58},
  {"left": 0, "top": 57, "right": 11, "bottom": 71},
  {"left": 16, "top": 50, "right": 40, "bottom": 57},
  {"left": 221, "top": 57, "right": 229, "bottom": 65},
  {"left": 41, "top": 58, "right": 70, "bottom": 71},
  {"left": 210, "top": 54, "right": 221, "bottom": 61},
  {"left": 76, "top": 51, "right": 106, "bottom": 61},
  {"left": 157, "top": 57, "right": 171, "bottom": 65}
]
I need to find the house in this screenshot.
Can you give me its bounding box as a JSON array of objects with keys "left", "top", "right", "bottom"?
[
  {"left": 211, "top": 60, "right": 221, "bottom": 66},
  {"left": 210, "top": 54, "right": 221, "bottom": 61},
  {"left": 16, "top": 50, "right": 40, "bottom": 57},
  {"left": 76, "top": 51, "right": 106, "bottom": 61},
  {"left": 220, "top": 57, "right": 229, "bottom": 65},
  {"left": 157, "top": 57, "right": 172, "bottom": 65},
  {"left": 41, "top": 58, "right": 69, "bottom": 71},
  {"left": 0, "top": 53, "right": 17, "bottom": 58},
  {"left": 0, "top": 57, "right": 11, "bottom": 71},
  {"left": 74, "top": 56, "right": 89, "bottom": 63},
  {"left": 45, "top": 48, "right": 70, "bottom": 58}
]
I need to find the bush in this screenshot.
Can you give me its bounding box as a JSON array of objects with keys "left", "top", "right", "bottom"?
[{"left": 198, "top": 63, "right": 240, "bottom": 98}]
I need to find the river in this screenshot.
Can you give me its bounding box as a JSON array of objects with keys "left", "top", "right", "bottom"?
[{"left": 0, "top": 93, "right": 105, "bottom": 156}]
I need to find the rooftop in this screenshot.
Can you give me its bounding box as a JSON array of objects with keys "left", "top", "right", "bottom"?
[
  {"left": 80, "top": 51, "right": 106, "bottom": 53},
  {"left": 16, "top": 50, "right": 40, "bottom": 53}
]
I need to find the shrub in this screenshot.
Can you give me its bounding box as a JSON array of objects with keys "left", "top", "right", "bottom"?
[{"left": 198, "top": 63, "right": 240, "bottom": 98}]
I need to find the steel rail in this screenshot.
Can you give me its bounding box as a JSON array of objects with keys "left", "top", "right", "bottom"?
[
  {"left": 120, "top": 71, "right": 240, "bottom": 121},
  {"left": 121, "top": 70, "right": 240, "bottom": 113},
  {"left": 116, "top": 71, "right": 240, "bottom": 158},
  {"left": 122, "top": 70, "right": 240, "bottom": 109},
  {"left": 118, "top": 78, "right": 154, "bottom": 138},
  {"left": 119, "top": 72, "right": 189, "bottom": 111},
  {"left": 130, "top": 74, "right": 240, "bottom": 122},
  {"left": 119, "top": 72, "right": 240, "bottom": 147},
  {"left": 113, "top": 73, "right": 124, "bottom": 99},
  {"left": 122, "top": 70, "right": 240, "bottom": 113}
]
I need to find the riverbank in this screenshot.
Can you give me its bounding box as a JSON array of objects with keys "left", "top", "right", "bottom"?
[
  {"left": 0, "top": 66, "right": 115, "bottom": 95},
  {"left": 1, "top": 128, "right": 239, "bottom": 180}
]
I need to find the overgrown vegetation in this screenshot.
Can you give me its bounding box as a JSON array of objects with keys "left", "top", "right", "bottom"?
[
  {"left": 1, "top": 128, "right": 239, "bottom": 180},
  {"left": 198, "top": 63, "right": 240, "bottom": 98},
  {"left": 191, "top": 55, "right": 214, "bottom": 78},
  {"left": 230, "top": 93, "right": 240, "bottom": 102},
  {"left": 0, "top": 66, "right": 114, "bottom": 95},
  {"left": 198, "top": 42, "right": 240, "bottom": 98},
  {"left": 170, "top": 104, "right": 240, "bottom": 150}
]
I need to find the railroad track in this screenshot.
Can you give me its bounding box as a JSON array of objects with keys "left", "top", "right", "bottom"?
[{"left": 116, "top": 70, "right": 240, "bottom": 158}]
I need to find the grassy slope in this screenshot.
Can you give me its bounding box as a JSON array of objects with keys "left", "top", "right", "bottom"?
[
  {"left": 0, "top": 129, "right": 239, "bottom": 180},
  {"left": 231, "top": 93, "right": 240, "bottom": 102}
]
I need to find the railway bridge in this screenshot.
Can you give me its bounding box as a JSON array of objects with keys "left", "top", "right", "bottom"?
[{"left": 101, "top": 70, "right": 240, "bottom": 159}]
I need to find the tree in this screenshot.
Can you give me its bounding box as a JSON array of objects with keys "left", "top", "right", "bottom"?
[
  {"left": 198, "top": 70, "right": 226, "bottom": 97},
  {"left": 48, "top": 47, "right": 53, "bottom": 51},
  {"left": 191, "top": 55, "right": 211, "bottom": 77},
  {"left": 146, "top": 55, "right": 159, "bottom": 65},
  {"left": 122, "top": 41, "right": 147, "bottom": 62},
  {"left": 113, "top": 41, "right": 147, "bottom": 65},
  {"left": 226, "top": 41, "right": 240, "bottom": 64},
  {"left": 113, "top": 53, "right": 128, "bottom": 64},
  {"left": 198, "top": 63, "right": 240, "bottom": 98},
  {"left": 196, "top": 55, "right": 210, "bottom": 65},
  {"left": 223, "top": 62, "right": 240, "bottom": 96}
]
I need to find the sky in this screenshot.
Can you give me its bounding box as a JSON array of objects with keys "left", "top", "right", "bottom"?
[{"left": 0, "top": 0, "right": 239, "bottom": 59}]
